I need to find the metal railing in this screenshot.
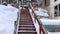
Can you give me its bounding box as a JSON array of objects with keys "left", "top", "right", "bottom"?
[
  {"left": 30, "top": 7, "right": 46, "bottom": 34},
  {"left": 14, "top": 6, "right": 21, "bottom": 34}
]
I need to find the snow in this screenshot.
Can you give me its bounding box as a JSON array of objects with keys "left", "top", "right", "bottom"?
[
  {"left": 29, "top": 7, "right": 60, "bottom": 34},
  {"left": 48, "top": 32, "right": 60, "bottom": 34},
  {"left": 38, "top": 8, "right": 48, "bottom": 13},
  {"left": 34, "top": 8, "right": 49, "bottom": 17},
  {"left": 34, "top": 8, "right": 60, "bottom": 34},
  {"left": 34, "top": 10, "right": 49, "bottom": 17},
  {"left": 0, "top": 4, "right": 19, "bottom": 34},
  {"left": 39, "top": 18, "right": 60, "bottom": 34},
  {"left": 40, "top": 18, "right": 60, "bottom": 25},
  {"left": 34, "top": 7, "right": 60, "bottom": 25}
]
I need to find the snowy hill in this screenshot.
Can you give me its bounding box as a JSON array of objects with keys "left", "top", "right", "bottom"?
[{"left": 0, "top": 4, "right": 18, "bottom": 34}]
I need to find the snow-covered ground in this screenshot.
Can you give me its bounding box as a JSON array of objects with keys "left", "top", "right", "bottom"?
[
  {"left": 48, "top": 32, "right": 60, "bottom": 34},
  {"left": 34, "top": 8, "right": 49, "bottom": 17},
  {"left": 0, "top": 4, "right": 18, "bottom": 34},
  {"left": 34, "top": 8, "right": 60, "bottom": 25},
  {"left": 40, "top": 18, "right": 60, "bottom": 34},
  {"left": 34, "top": 8, "right": 60, "bottom": 34},
  {"left": 40, "top": 18, "right": 60, "bottom": 25}
]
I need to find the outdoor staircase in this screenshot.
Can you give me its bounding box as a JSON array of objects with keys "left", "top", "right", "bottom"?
[{"left": 18, "top": 7, "right": 37, "bottom": 34}]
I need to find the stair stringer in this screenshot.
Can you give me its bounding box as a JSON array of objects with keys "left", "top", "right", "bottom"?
[
  {"left": 16, "top": 6, "right": 22, "bottom": 34},
  {"left": 29, "top": 9, "right": 40, "bottom": 34}
]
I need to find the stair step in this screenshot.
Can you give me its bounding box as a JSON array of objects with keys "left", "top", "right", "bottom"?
[
  {"left": 20, "top": 15, "right": 30, "bottom": 18},
  {"left": 18, "top": 32, "right": 37, "bottom": 34},
  {"left": 20, "top": 19, "right": 32, "bottom": 21},
  {"left": 18, "top": 30, "right": 36, "bottom": 32},
  {"left": 18, "top": 25, "right": 35, "bottom": 30},
  {"left": 20, "top": 17, "right": 31, "bottom": 19},
  {"left": 20, "top": 21, "right": 32, "bottom": 23},
  {"left": 18, "top": 7, "right": 37, "bottom": 34},
  {"left": 19, "top": 27, "right": 35, "bottom": 30},
  {"left": 19, "top": 22, "right": 34, "bottom": 25},
  {"left": 19, "top": 25, "right": 35, "bottom": 29},
  {"left": 20, "top": 18, "right": 31, "bottom": 19},
  {"left": 19, "top": 25, "right": 34, "bottom": 26},
  {"left": 18, "top": 30, "right": 37, "bottom": 34}
]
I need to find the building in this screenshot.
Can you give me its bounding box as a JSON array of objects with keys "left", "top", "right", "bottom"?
[{"left": 40, "top": 0, "right": 60, "bottom": 18}]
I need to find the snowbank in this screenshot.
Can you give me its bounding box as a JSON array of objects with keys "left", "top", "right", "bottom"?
[
  {"left": 34, "top": 8, "right": 60, "bottom": 25},
  {"left": 40, "top": 18, "right": 60, "bottom": 25},
  {"left": 48, "top": 32, "right": 60, "bottom": 34},
  {"left": 34, "top": 10, "right": 49, "bottom": 17},
  {"left": 34, "top": 8, "right": 49, "bottom": 17},
  {"left": 34, "top": 8, "right": 60, "bottom": 34},
  {"left": 0, "top": 4, "right": 19, "bottom": 34}
]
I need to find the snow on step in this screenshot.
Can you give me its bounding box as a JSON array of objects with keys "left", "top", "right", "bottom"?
[{"left": 18, "top": 30, "right": 36, "bottom": 32}]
